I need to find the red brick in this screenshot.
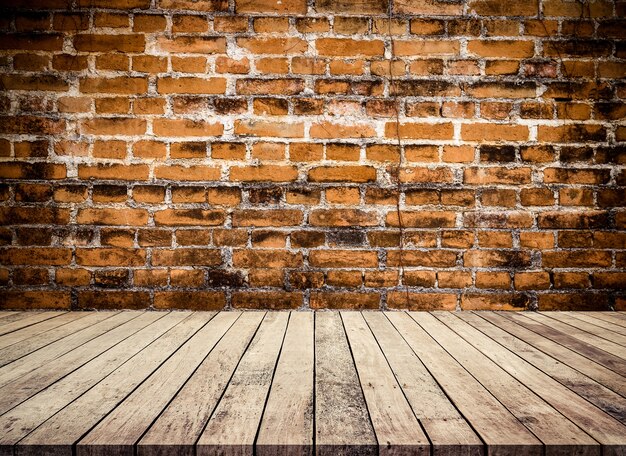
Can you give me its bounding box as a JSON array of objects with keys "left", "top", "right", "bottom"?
[
  {"left": 310, "top": 292, "right": 380, "bottom": 310},
  {"left": 310, "top": 209, "right": 378, "bottom": 227},
  {"left": 232, "top": 209, "right": 303, "bottom": 227},
  {"left": 0, "top": 291, "right": 70, "bottom": 310},
  {"left": 77, "top": 208, "right": 148, "bottom": 226},
  {"left": 308, "top": 166, "right": 376, "bottom": 183},
  {"left": 0, "top": 248, "right": 71, "bottom": 265},
  {"left": 77, "top": 291, "right": 150, "bottom": 310},
  {"left": 154, "top": 291, "right": 226, "bottom": 310},
  {"left": 387, "top": 292, "right": 457, "bottom": 310},
  {"left": 152, "top": 249, "right": 221, "bottom": 266},
  {"left": 156, "top": 36, "right": 226, "bottom": 53},
  {"left": 153, "top": 119, "right": 223, "bottom": 137},
  {"left": 234, "top": 120, "right": 304, "bottom": 138},
  {"left": 233, "top": 249, "right": 302, "bottom": 268},
  {"left": 154, "top": 209, "right": 225, "bottom": 226},
  {"left": 309, "top": 250, "right": 378, "bottom": 268},
  {"left": 316, "top": 38, "right": 384, "bottom": 57},
  {"left": 81, "top": 118, "right": 146, "bottom": 136},
  {"left": 157, "top": 77, "right": 226, "bottom": 94},
  {"left": 76, "top": 248, "right": 146, "bottom": 267},
  {"left": 231, "top": 291, "right": 303, "bottom": 310},
  {"left": 387, "top": 250, "right": 457, "bottom": 267},
  {"left": 74, "top": 34, "right": 145, "bottom": 52},
  {"left": 0, "top": 33, "right": 63, "bottom": 51}
]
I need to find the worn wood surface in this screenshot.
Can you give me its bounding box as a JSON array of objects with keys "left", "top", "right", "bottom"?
[{"left": 0, "top": 310, "right": 624, "bottom": 456}]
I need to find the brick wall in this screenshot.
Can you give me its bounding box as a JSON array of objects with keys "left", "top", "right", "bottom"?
[{"left": 0, "top": 0, "right": 624, "bottom": 311}]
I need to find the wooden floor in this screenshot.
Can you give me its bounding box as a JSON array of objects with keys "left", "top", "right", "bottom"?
[{"left": 0, "top": 311, "right": 625, "bottom": 456}]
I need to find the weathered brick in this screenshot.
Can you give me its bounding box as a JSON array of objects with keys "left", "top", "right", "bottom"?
[
  {"left": 154, "top": 291, "right": 226, "bottom": 310},
  {"left": 234, "top": 120, "right": 304, "bottom": 138},
  {"left": 232, "top": 291, "right": 303, "bottom": 310},
  {"left": 152, "top": 249, "right": 221, "bottom": 266},
  {"left": 230, "top": 165, "right": 298, "bottom": 182},
  {"left": 464, "top": 250, "right": 531, "bottom": 268},
  {"left": 1, "top": 291, "right": 70, "bottom": 310},
  {"left": 233, "top": 249, "right": 302, "bottom": 268},
  {"left": 232, "top": 209, "right": 303, "bottom": 227},
  {"left": 77, "top": 208, "right": 148, "bottom": 226},
  {"left": 156, "top": 36, "right": 226, "bottom": 53},
  {"left": 153, "top": 119, "right": 223, "bottom": 137},
  {"left": 308, "top": 166, "right": 376, "bottom": 182},
  {"left": 74, "top": 34, "right": 145, "bottom": 52},
  {"left": 77, "top": 291, "right": 150, "bottom": 310},
  {"left": 388, "top": 250, "right": 457, "bottom": 267},
  {"left": 310, "top": 209, "right": 378, "bottom": 227},
  {"left": 316, "top": 38, "right": 384, "bottom": 57},
  {"left": 387, "top": 292, "right": 457, "bottom": 310},
  {"left": 154, "top": 209, "right": 225, "bottom": 226},
  {"left": 157, "top": 77, "right": 226, "bottom": 94},
  {"left": 310, "top": 292, "right": 380, "bottom": 309},
  {"left": 309, "top": 250, "right": 378, "bottom": 268}
]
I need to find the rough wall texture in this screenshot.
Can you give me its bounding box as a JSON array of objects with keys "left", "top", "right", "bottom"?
[{"left": 0, "top": 0, "right": 624, "bottom": 311}]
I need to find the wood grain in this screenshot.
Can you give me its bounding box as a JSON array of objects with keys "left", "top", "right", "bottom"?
[
  {"left": 77, "top": 312, "right": 237, "bottom": 456},
  {"left": 137, "top": 312, "right": 263, "bottom": 456},
  {"left": 386, "top": 311, "right": 542, "bottom": 456},
  {"left": 196, "top": 312, "right": 289, "bottom": 456},
  {"left": 315, "top": 311, "right": 377, "bottom": 456},
  {"left": 256, "top": 312, "right": 314, "bottom": 456},
  {"left": 0, "top": 310, "right": 622, "bottom": 456}
]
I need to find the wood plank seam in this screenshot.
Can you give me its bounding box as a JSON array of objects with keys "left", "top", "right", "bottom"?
[
  {"left": 477, "top": 312, "right": 626, "bottom": 399},
  {"left": 503, "top": 312, "right": 626, "bottom": 376},
  {"left": 338, "top": 311, "right": 380, "bottom": 451},
  {"left": 433, "top": 312, "right": 626, "bottom": 452},
  {"left": 360, "top": 312, "right": 434, "bottom": 450},
  {"left": 409, "top": 311, "right": 593, "bottom": 454},
  {"left": 460, "top": 312, "right": 626, "bottom": 425},
  {"left": 0, "top": 312, "right": 165, "bottom": 415},
  {"left": 130, "top": 311, "right": 235, "bottom": 448},
  {"left": 0, "top": 311, "right": 624, "bottom": 456},
  {"left": 0, "top": 312, "right": 201, "bottom": 456},
  {"left": 190, "top": 312, "right": 268, "bottom": 452},
  {"left": 252, "top": 312, "right": 294, "bottom": 454},
  {"left": 381, "top": 311, "right": 490, "bottom": 454}
]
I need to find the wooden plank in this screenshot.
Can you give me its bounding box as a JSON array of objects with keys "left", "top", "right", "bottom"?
[
  {"left": 0, "top": 311, "right": 161, "bottom": 414},
  {"left": 412, "top": 312, "right": 598, "bottom": 455},
  {"left": 565, "top": 313, "right": 626, "bottom": 337},
  {"left": 256, "top": 312, "right": 314, "bottom": 456},
  {"left": 478, "top": 312, "right": 626, "bottom": 398},
  {"left": 586, "top": 312, "right": 626, "bottom": 327},
  {"left": 363, "top": 312, "right": 482, "bottom": 456},
  {"left": 0, "top": 312, "right": 194, "bottom": 454},
  {"left": 0, "top": 311, "right": 22, "bottom": 324},
  {"left": 195, "top": 312, "right": 289, "bottom": 456},
  {"left": 385, "top": 311, "right": 542, "bottom": 456},
  {"left": 530, "top": 313, "right": 626, "bottom": 358},
  {"left": 0, "top": 311, "right": 131, "bottom": 388},
  {"left": 0, "top": 311, "right": 116, "bottom": 368},
  {"left": 314, "top": 311, "right": 377, "bottom": 456},
  {"left": 137, "top": 312, "right": 264, "bottom": 456},
  {"left": 0, "top": 312, "right": 89, "bottom": 350},
  {"left": 458, "top": 312, "right": 626, "bottom": 425},
  {"left": 17, "top": 312, "right": 218, "bottom": 456},
  {"left": 0, "top": 311, "right": 64, "bottom": 336},
  {"left": 505, "top": 312, "right": 626, "bottom": 376},
  {"left": 545, "top": 312, "right": 626, "bottom": 346},
  {"left": 342, "top": 311, "right": 430, "bottom": 456},
  {"left": 435, "top": 312, "right": 626, "bottom": 452},
  {"left": 77, "top": 311, "right": 242, "bottom": 456}
]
